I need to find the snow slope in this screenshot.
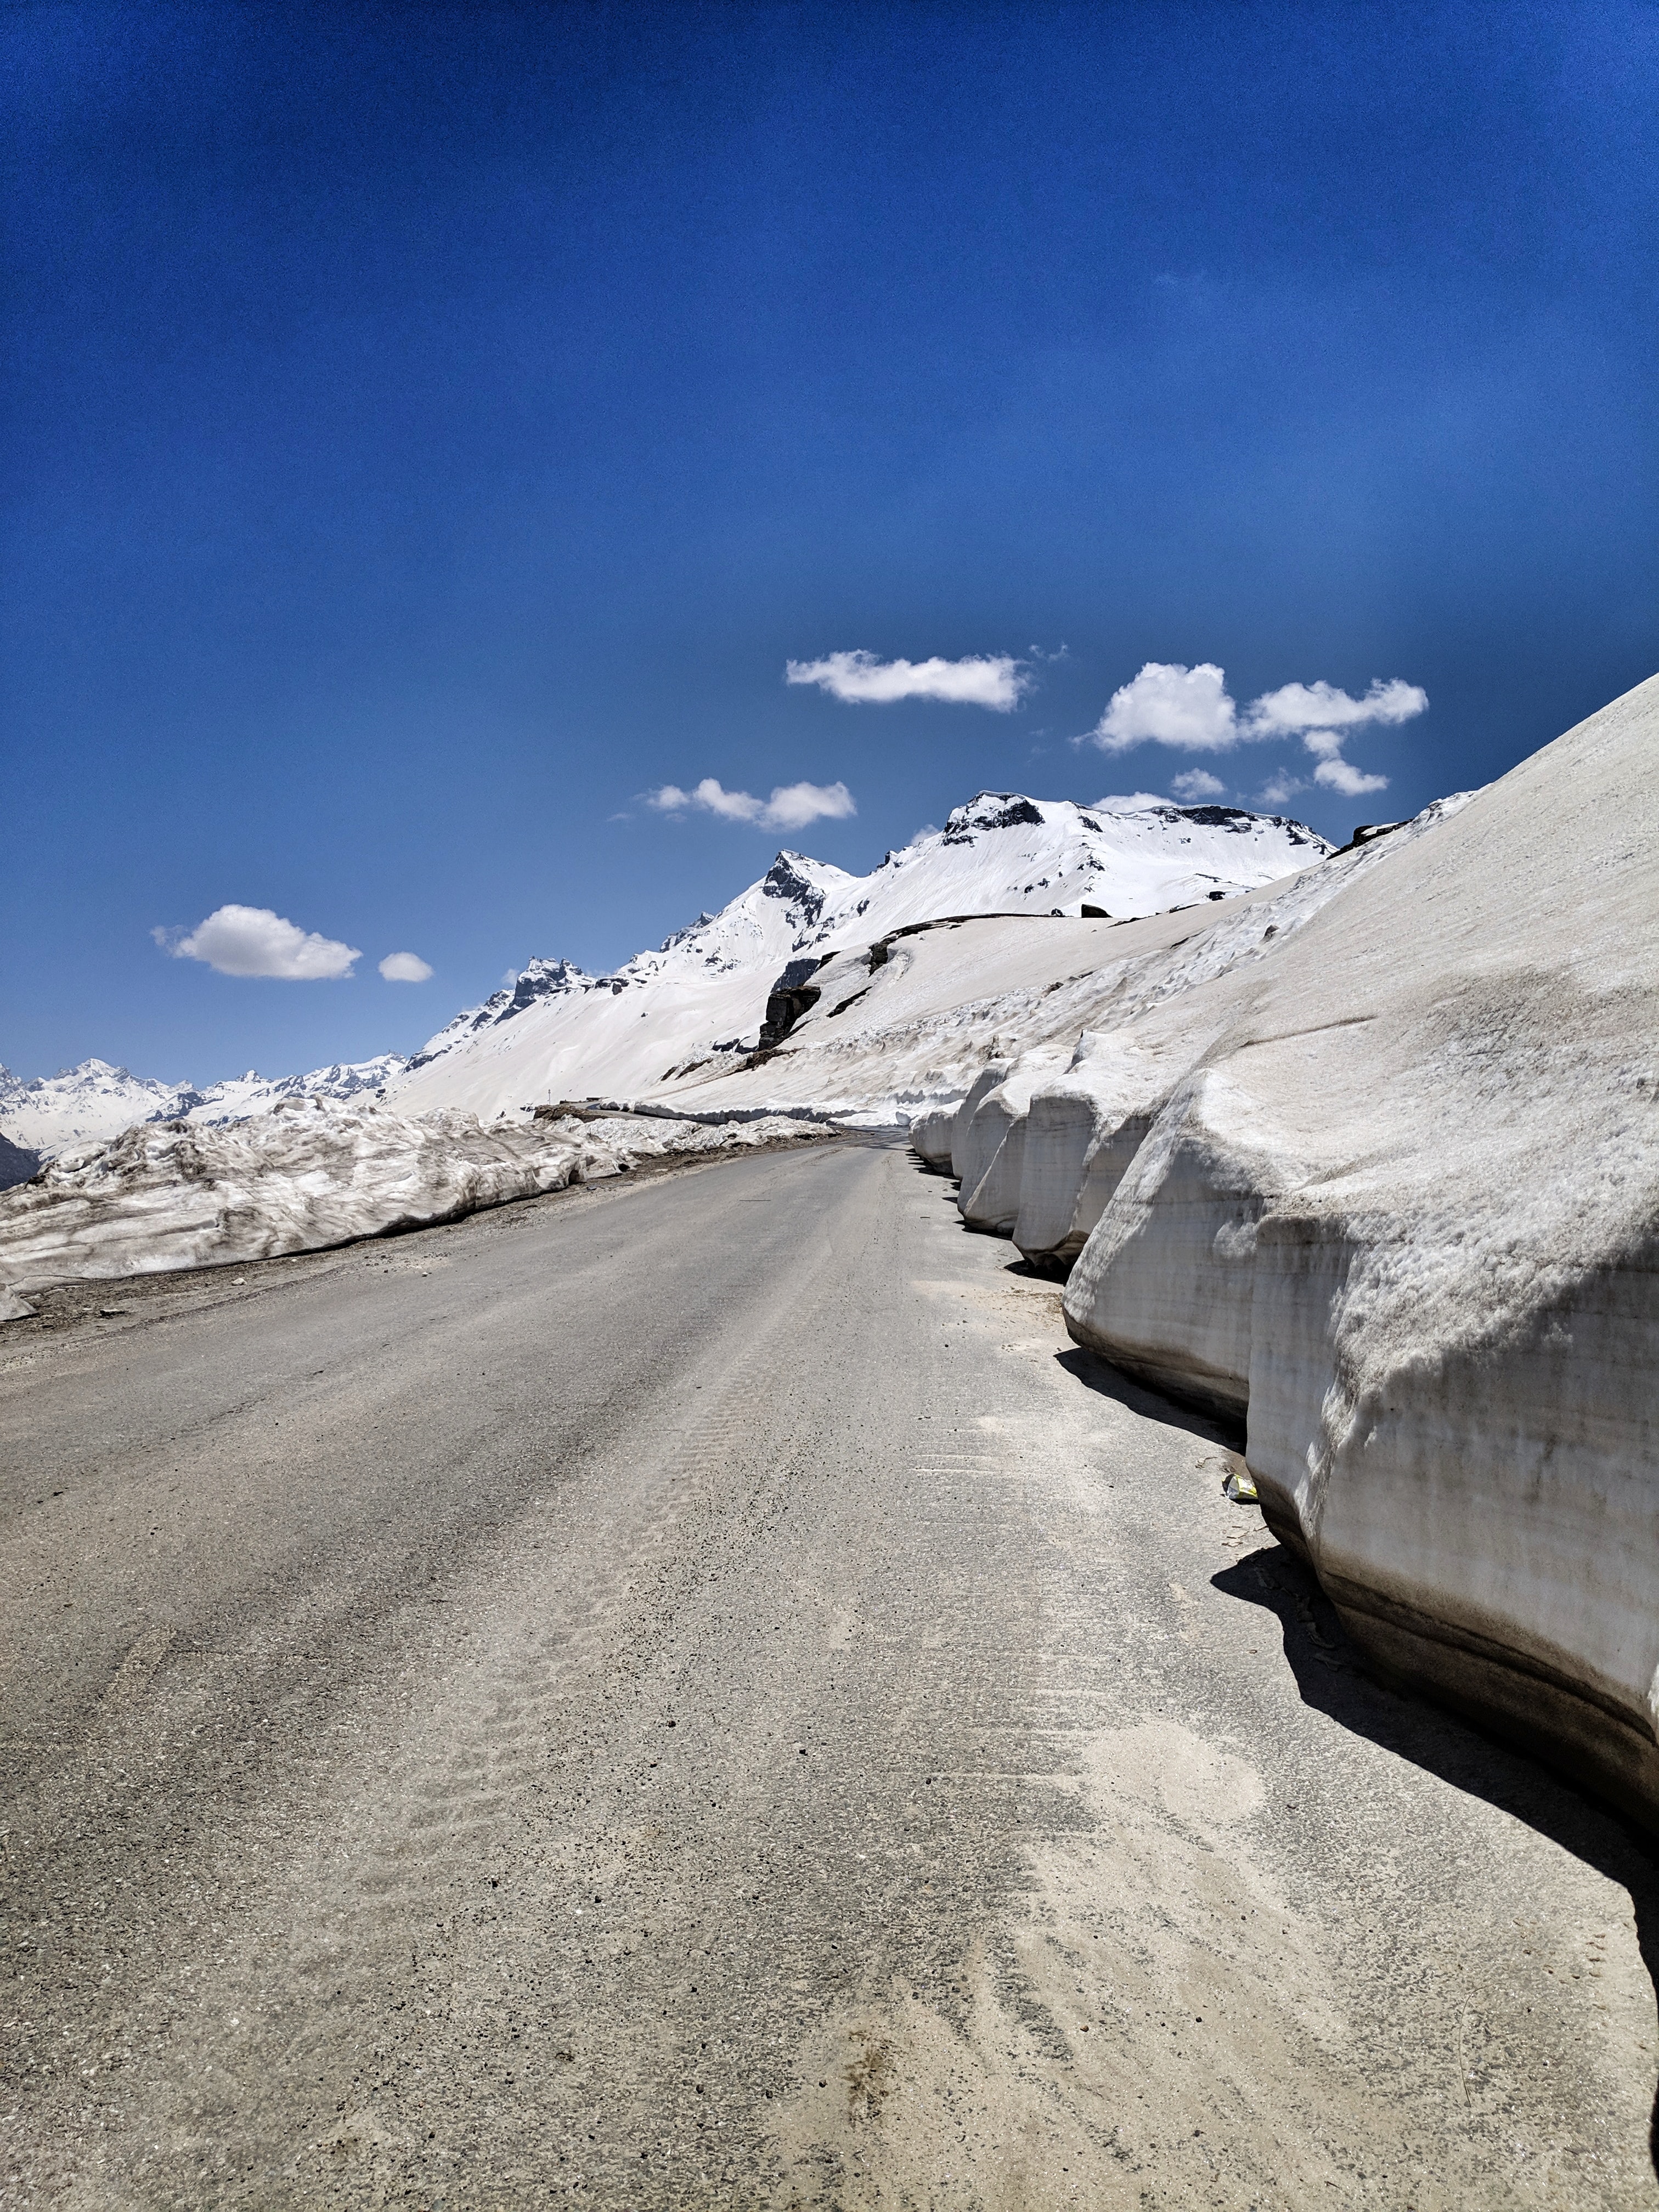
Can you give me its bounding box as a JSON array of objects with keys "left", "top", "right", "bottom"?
[
  {"left": 391, "top": 857, "right": 854, "bottom": 1117},
  {"left": 1, "top": 796, "right": 1324, "bottom": 1155},
  {"left": 390, "top": 797, "right": 1329, "bottom": 1122},
  {"left": 656, "top": 833, "right": 1385, "bottom": 1129}
]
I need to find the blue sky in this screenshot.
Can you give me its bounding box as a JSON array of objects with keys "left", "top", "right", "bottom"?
[{"left": 4, "top": 2, "right": 1656, "bottom": 1085}]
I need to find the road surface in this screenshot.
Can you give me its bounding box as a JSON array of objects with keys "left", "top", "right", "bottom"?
[{"left": 3, "top": 1136, "right": 1657, "bottom": 2208}]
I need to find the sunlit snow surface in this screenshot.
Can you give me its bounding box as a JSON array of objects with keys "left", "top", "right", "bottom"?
[
  {"left": 0, "top": 1053, "right": 409, "bottom": 1157},
  {"left": 390, "top": 795, "right": 1329, "bottom": 1120}
]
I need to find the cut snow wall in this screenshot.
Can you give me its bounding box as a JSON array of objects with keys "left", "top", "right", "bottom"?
[
  {"left": 910, "top": 1107, "right": 957, "bottom": 1170},
  {"left": 930, "top": 673, "right": 1659, "bottom": 1831}
]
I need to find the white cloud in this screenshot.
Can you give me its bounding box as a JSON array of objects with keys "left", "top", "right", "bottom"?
[
  {"left": 1092, "top": 791, "right": 1168, "bottom": 811},
  {"left": 1296, "top": 726, "right": 1390, "bottom": 795},
  {"left": 1091, "top": 662, "right": 1237, "bottom": 753},
  {"left": 785, "top": 650, "right": 1028, "bottom": 710},
  {"left": 1244, "top": 677, "right": 1427, "bottom": 737},
  {"left": 164, "top": 905, "right": 360, "bottom": 980},
  {"left": 1086, "top": 660, "right": 1423, "bottom": 798},
  {"left": 1312, "top": 755, "right": 1390, "bottom": 796},
  {"left": 379, "top": 951, "right": 433, "bottom": 983},
  {"left": 648, "top": 777, "right": 856, "bottom": 831},
  {"left": 1170, "top": 767, "right": 1227, "bottom": 801},
  {"left": 1258, "top": 769, "right": 1307, "bottom": 806}
]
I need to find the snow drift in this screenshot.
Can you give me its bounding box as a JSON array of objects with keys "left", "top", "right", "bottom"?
[
  {"left": 921, "top": 676, "right": 1659, "bottom": 1831},
  {"left": 0, "top": 1101, "right": 816, "bottom": 1290}
]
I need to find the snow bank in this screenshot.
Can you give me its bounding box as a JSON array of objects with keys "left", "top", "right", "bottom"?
[
  {"left": 955, "top": 1052, "right": 1070, "bottom": 1236},
  {"left": 920, "top": 675, "right": 1659, "bottom": 1827},
  {"left": 908, "top": 1107, "right": 958, "bottom": 1170},
  {"left": 1011, "top": 1036, "right": 1171, "bottom": 1271},
  {"left": 0, "top": 1100, "right": 818, "bottom": 1292}
]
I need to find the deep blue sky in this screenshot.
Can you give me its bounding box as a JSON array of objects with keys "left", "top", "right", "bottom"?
[{"left": 5, "top": 1, "right": 1656, "bottom": 1084}]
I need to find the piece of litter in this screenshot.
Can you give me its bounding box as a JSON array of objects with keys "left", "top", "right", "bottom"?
[{"left": 1224, "top": 1470, "right": 1259, "bottom": 1504}]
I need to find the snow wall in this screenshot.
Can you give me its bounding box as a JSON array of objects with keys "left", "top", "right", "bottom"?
[
  {"left": 0, "top": 1102, "right": 820, "bottom": 1290},
  {"left": 926, "top": 675, "right": 1659, "bottom": 1831}
]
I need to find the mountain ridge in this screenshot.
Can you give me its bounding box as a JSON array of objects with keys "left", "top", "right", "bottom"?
[{"left": 1, "top": 792, "right": 1331, "bottom": 1155}]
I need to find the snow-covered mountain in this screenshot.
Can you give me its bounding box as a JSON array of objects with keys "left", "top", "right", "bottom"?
[
  {"left": 0, "top": 1059, "right": 195, "bottom": 1156},
  {"left": 389, "top": 795, "right": 1330, "bottom": 1121},
  {"left": 0, "top": 792, "right": 1329, "bottom": 1154},
  {"left": 180, "top": 1054, "right": 409, "bottom": 1126},
  {"left": 0, "top": 1052, "right": 407, "bottom": 1159}
]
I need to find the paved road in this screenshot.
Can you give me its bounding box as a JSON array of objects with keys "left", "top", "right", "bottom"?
[{"left": 3, "top": 1137, "right": 1657, "bottom": 2209}]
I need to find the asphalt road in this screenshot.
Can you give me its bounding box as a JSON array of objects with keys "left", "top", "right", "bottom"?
[{"left": 3, "top": 1136, "right": 1657, "bottom": 2210}]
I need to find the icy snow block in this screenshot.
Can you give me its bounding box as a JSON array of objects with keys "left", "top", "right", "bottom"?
[
  {"left": 1246, "top": 1209, "right": 1659, "bottom": 1825},
  {"left": 960, "top": 1099, "right": 1027, "bottom": 1235},
  {"left": 948, "top": 1062, "right": 1013, "bottom": 1183},
  {"left": 1063, "top": 1069, "right": 1306, "bottom": 1416},
  {"left": 958, "top": 1053, "right": 1068, "bottom": 1235},
  {"left": 1010, "top": 1082, "right": 1105, "bottom": 1263},
  {"left": 1062, "top": 670, "right": 1659, "bottom": 1826},
  {"left": 909, "top": 1107, "right": 957, "bottom": 1169},
  {"left": 1013, "top": 1045, "right": 1161, "bottom": 1268}
]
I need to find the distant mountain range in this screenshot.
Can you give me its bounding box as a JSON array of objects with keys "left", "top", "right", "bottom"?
[{"left": 0, "top": 792, "right": 1330, "bottom": 1176}]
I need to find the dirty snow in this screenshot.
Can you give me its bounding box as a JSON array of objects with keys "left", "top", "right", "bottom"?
[{"left": 0, "top": 1100, "right": 817, "bottom": 1290}]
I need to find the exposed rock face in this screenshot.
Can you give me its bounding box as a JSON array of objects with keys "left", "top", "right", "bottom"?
[
  {"left": 0, "top": 1132, "right": 40, "bottom": 1192},
  {"left": 758, "top": 956, "right": 828, "bottom": 1048}
]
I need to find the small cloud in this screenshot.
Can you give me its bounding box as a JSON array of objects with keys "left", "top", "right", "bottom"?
[
  {"left": 1088, "top": 662, "right": 1237, "bottom": 753},
  {"left": 164, "top": 904, "right": 360, "bottom": 980},
  {"left": 1312, "top": 754, "right": 1390, "bottom": 796},
  {"left": 1258, "top": 769, "right": 1307, "bottom": 806},
  {"left": 379, "top": 951, "right": 433, "bottom": 983},
  {"left": 1170, "top": 768, "right": 1226, "bottom": 801},
  {"left": 1298, "top": 727, "right": 1390, "bottom": 795},
  {"left": 1245, "top": 678, "right": 1426, "bottom": 737},
  {"left": 648, "top": 777, "right": 856, "bottom": 831},
  {"left": 785, "top": 650, "right": 1028, "bottom": 710},
  {"left": 1092, "top": 791, "right": 1169, "bottom": 811}
]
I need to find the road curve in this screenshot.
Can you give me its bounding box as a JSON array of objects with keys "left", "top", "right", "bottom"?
[{"left": 2, "top": 1137, "right": 1656, "bottom": 2209}]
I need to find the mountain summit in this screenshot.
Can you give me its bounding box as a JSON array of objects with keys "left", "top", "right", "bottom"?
[
  {"left": 389, "top": 795, "right": 1330, "bottom": 1121},
  {"left": 0, "top": 794, "right": 1329, "bottom": 1157}
]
